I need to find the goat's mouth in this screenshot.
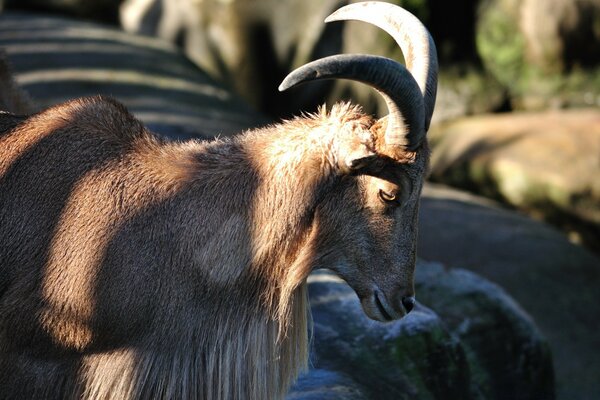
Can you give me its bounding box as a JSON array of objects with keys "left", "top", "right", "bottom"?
[
  {"left": 360, "top": 289, "right": 406, "bottom": 322},
  {"left": 374, "top": 290, "right": 394, "bottom": 321}
]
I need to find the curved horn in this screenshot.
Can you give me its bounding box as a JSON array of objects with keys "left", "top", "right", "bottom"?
[
  {"left": 279, "top": 2, "right": 438, "bottom": 151},
  {"left": 279, "top": 54, "right": 424, "bottom": 150},
  {"left": 327, "top": 2, "right": 438, "bottom": 132}
]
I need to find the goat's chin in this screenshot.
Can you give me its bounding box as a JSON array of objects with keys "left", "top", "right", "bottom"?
[{"left": 359, "top": 290, "right": 407, "bottom": 322}]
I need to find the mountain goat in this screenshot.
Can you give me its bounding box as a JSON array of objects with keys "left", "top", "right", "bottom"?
[{"left": 0, "top": 2, "right": 437, "bottom": 399}]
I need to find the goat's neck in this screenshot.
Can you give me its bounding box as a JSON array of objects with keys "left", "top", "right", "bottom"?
[{"left": 237, "top": 123, "right": 337, "bottom": 324}]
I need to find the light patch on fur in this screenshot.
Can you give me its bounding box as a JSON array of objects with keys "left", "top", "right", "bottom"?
[
  {"left": 252, "top": 103, "right": 376, "bottom": 176},
  {"left": 242, "top": 102, "right": 376, "bottom": 338},
  {"left": 0, "top": 107, "right": 71, "bottom": 175}
]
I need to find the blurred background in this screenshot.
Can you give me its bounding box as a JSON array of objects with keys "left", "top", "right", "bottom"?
[{"left": 0, "top": 0, "right": 598, "bottom": 399}]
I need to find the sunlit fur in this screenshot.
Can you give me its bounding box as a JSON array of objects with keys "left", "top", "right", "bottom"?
[{"left": 0, "top": 92, "right": 429, "bottom": 399}]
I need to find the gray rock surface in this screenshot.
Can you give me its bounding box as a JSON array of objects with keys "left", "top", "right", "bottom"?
[
  {"left": 304, "top": 271, "right": 472, "bottom": 400},
  {"left": 0, "top": 11, "right": 267, "bottom": 139},
  {"left": 300, "top": 265, "right": 554, "bottom": 400},
  {"left": 415, "top": 263, "right": 554, "bottom": 400},
  {"left": 418, "top": 184, "right": 600, "bottom": 400},
  {"left": 287, "top": 369, "right": 368, "bottom": 400}
]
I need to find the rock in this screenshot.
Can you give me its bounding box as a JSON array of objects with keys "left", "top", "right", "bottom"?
[
  {"left": 418, "top": 183, "right": 600, "bottom": 400},
  {"left": 304, "top": 265, "right": 554, "bottom": 400},
  {"left": 306, "top": 270, "right": 472, "bottom": 400},
  {"left": 287, "top": 369, "right": 368, "bottom": 400},
  {"left": 428, "top": 109, "right": 600, "bottom": 250},
  {"left": 0, "top": 11, "right": 267, "bottom": 140},
  {"left": 415, "top": 263, "right": 554, "bottom": 400}
]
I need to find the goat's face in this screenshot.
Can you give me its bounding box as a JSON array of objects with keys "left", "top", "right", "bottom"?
[
  {"left": 313, "top": 139, "right": 429, "bottom": 322},
  {"left": 279, "top": 2, "right": 438, "bottom": 321}
]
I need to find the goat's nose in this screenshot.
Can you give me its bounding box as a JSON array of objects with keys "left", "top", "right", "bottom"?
[{"left": 401, "top": 296, "right": 415, "bottom": 313}]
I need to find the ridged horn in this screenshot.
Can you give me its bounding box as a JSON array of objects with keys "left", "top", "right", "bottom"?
[
  {"left": 279, "top": 1, "right": 438, "bottom": 151},
  {"left": 279, "top": 54, "right": 424, "bottom": 150}
]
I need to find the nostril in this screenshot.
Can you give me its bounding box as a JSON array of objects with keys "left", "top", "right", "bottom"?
[{"left": 401, "top": 296, "right": 415, "bottom": 313}]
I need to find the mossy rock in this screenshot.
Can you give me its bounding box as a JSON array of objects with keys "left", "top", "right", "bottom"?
[
  {"left": 416, "top": 263, "right": 554, "bottom": 400},
  {"left": 304, "top": 264, "right": 554, "bottom": 400},
  {"left": 418, "top": 184, "right": 600, "bottom": 400}
]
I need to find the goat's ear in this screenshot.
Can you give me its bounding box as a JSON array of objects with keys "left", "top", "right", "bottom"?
[
  {"left": 346, "top": 152, "right": 377, "bottom": 172},
  {"left": 333, "top": 119, "right": 379, "bottom": 174}
]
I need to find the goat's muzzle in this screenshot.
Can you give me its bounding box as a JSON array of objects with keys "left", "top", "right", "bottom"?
[{"left": 361, "top": 286, "right": 415, "bottom": 322}]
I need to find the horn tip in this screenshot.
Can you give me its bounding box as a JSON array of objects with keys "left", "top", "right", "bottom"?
[
  {"left": 278, "top": 75, "right": 296, "bottom": 92},
  {"left": 279, "top": 65, "right": 321, "bottom": 92},
  {"left": 324, "top": 14, "right": 337, "bottom": 23},
  {"left": 279, "top": 77, "right": 299, "bottom": 92}
]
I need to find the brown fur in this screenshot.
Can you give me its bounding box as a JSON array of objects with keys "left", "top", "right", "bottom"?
[
  {"left": 0, "top": 95, "right": 315, "bottom": 399},
  {"left": 0, "top": 91, "right": 430, "bottom": 399}
]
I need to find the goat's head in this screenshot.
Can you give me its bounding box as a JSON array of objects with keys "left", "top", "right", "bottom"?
[{"left": 279, "top": 2, "right": 438, "bottom": 322}]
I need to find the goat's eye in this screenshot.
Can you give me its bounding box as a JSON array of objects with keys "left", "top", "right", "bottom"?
[{"left": 378, "top": 189, "right": 398, "bottom": 204}]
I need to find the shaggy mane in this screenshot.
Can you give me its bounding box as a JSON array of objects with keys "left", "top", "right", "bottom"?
[{"left": 77, "top": 286, "right": 309, "bottom": 400}]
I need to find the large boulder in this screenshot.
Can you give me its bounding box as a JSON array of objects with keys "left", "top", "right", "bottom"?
[
  {"left": 0, "top": 11, "right": 267, "bottom": 139},
  {"left": 427, "top": 109, "right": 600, "bottom": 250},
  {"left": 415, "top": 264, "right": 554, "bottom": 399},
  {"left": 418, "top": 184, "right": 600, "bottom": 400},
  {"left": 292, "top": 264, "right": 554, "bottom": 400}
]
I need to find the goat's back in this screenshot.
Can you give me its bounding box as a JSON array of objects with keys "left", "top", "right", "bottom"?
[{"left": 0, "top": 97, "right": 176, "bottom": 353}]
